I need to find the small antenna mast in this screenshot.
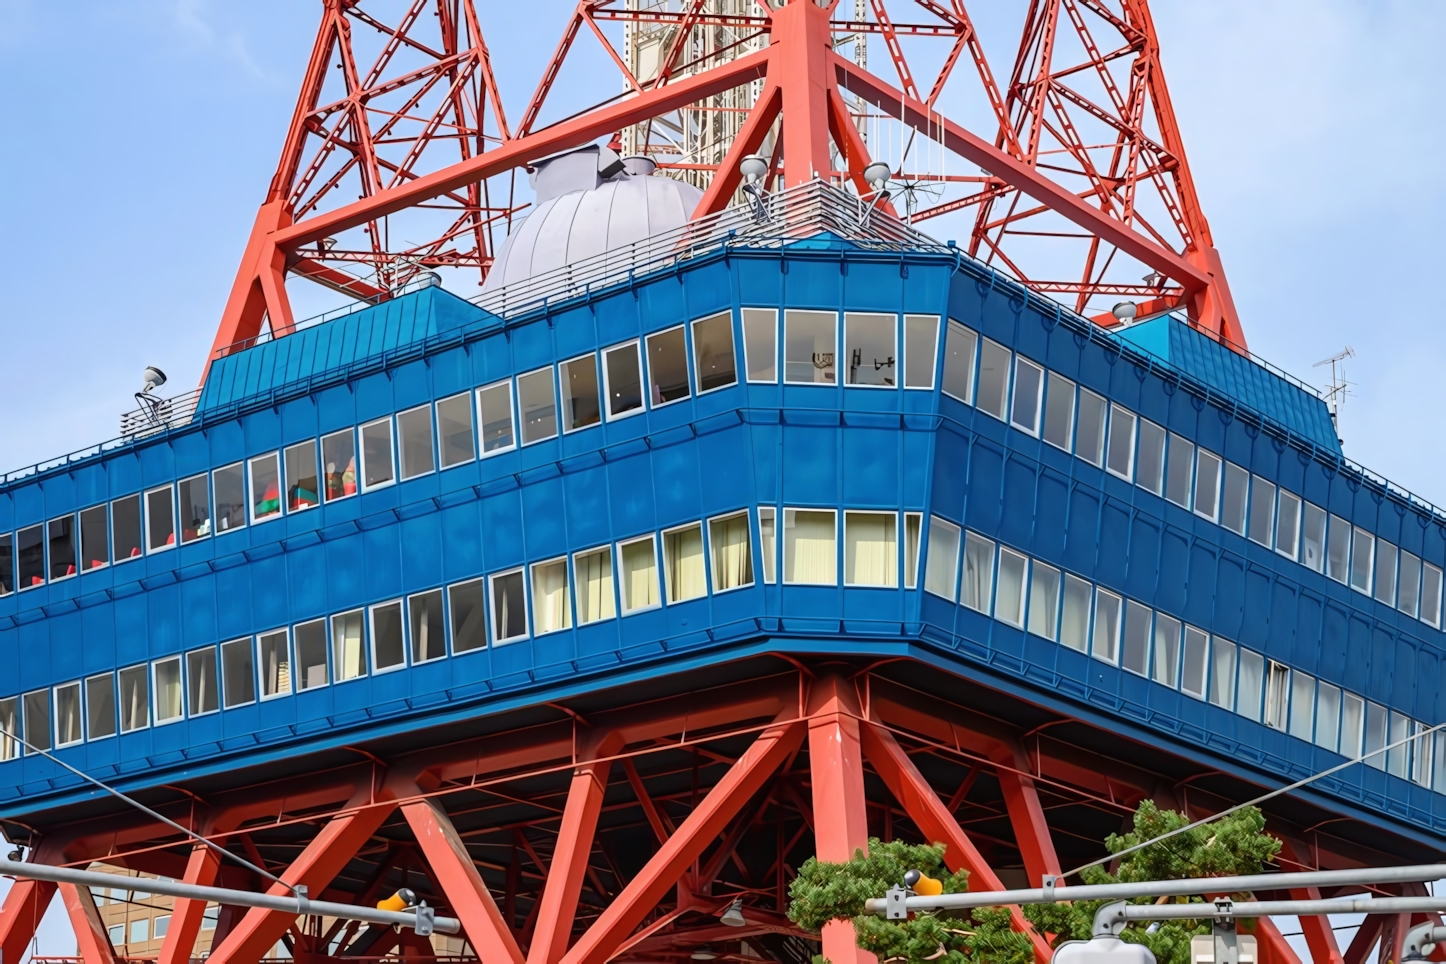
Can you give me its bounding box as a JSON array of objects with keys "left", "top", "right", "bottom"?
[{"left": 1313, "top": 346, "right": 1356, "bottom": 426}]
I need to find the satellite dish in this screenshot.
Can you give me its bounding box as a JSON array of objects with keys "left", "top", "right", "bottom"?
[{"left": 141, "top": 367, "right": 168, "bottom": 394}]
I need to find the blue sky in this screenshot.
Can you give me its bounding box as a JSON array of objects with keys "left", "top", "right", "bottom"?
[{"left": 0, "top": 0, "right": 1443, "bottom": 956}]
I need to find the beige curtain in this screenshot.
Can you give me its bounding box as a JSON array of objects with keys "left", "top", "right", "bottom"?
[
  {"left": 334, "top": 611, "right": 365, "bottom": 680},
  {"left": 576, "top": 549, "right": 615, "bottom": 623},
  {"left": 845, "top": 513, "right": 896, "bottom": 587},
  {"left": 784, "top": 510, "right": 836, "bottom": 585},
  {"left": 904, "top": 514, "right": 921, "bottom": 589},
  {"left": 0, "top": 701, "right": 15, "bottom": 760},
  {"left": 156, "top": 660, "right": 183, "bottom": 721},
  {"left": 532, "top": 561, "right": 573, "bottom": 633},
  {"left": 710, "top": 514, "right": 754, "bottom": 591},
  {"left": 759, "top": 509, "right": 777, "bottom": 583},
  {"left": 621, "top": 539, "right": 659, "bottom": 611},
  {"left": 666, "top": 525, "right": 707, "bottom": 602}
]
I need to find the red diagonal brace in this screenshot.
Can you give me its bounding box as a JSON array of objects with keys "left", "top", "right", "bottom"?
[
  {"left": 1256, "top": 915, "right": 1305, "bottom": 964},
  {"left": 989, "top": 744, "right": 1062, "bottom": 885},
  {"left": 0, "top": 840, "right": 72, "bottom": 964},
  {"left": 59, "top": 881, "right": 117, "bottom": 964},
  {"left": 1277, "top": 839, "right": 1344, "bottom": 964}
]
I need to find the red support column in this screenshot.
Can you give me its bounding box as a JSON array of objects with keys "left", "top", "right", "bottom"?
[
  {"left": 1256, "top": 916, "right": 1306, "bottom": 964},
  {"left": 1277, "top": 840, "right": 1345, "bottom": 964},
  {"left": 58, "top": 882, "right": 118, "bottom": 964},
  {"left": 1344, "top": 916, "right": 1385, "bottom": 964},
  {"left": 989, "top": 745, "right": 1062, "bottom": 886},
  {"left": 0, "top": 841, "right": 68, "bottom": 964},
  {"left": 771, "top": 0, "right": 837, "bottom": 187}
]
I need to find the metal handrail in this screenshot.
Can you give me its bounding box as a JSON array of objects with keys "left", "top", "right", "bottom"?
[{"left": 119, "top": 389, "right": 203, "bottom": 439}]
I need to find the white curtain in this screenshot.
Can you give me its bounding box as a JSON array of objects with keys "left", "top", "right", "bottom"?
[
  {"left": 784, "top": 511, "right": 836, "bottom": 585},
  {"left": 1091, "top": 590, "right": 1120, "bottom": 662},
  {"left": 0, "top": 702, "right": 14, "bottom": 760},
  {"left": 923, "top": 518, "right": 959, "bottom": 600},
  {"left": 904, "top": 514, "right": 921, "bottom": 588},
  {"left": 576, "top": 550, "right": 615, "bottom": 623},
  {"left": 845, "top": 513, "right": 896, "bottom": 587},
  {"left": 710, "top": 515, "right": 754, "bottom": 591},
  {"left": 1060, "top": 576, "right": 1091, "bottom": 652},
  {"left": 621, "top": 539, "right": 659, "bottom": 611},
  {"left": 1152, "top": 617, "right": 1180, "bottom": 686},
  {"left": 334, "top": 612, "right": 365, "bottom": 680},
  {"left": 962, "top": 533, "right": 994, "bottom": 612},
  {"left": 1026, "top": 563, "right": 1059, "bottom": 640},
  {"left": 532, "top": 561, "right": 572, "bottom": 633},
  {"left": 994, "top": 549, "right": 1026, "bottom": 626},
  {"left": 156, "top": 660, "right": 183, "bottom": 721},
  {"left": 666, "top": 525, "right": 707, "bottom": 602},
  {"left": 1237, "top": 648, "right": 1264, "bottom": 721},
  {"left": 1209, "top": 637, "right": 1236, "bottom": 709}
]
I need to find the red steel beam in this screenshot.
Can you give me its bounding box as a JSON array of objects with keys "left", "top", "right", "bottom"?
[
  {"left": 1256, "top": 916, "right": 1306, "bottom": 964},
  {"left": 990, "top": 744, "right": 1063, "bottom": 885},
  {"left": 57, "top": 882, "right": 116, "bottom": 964}
]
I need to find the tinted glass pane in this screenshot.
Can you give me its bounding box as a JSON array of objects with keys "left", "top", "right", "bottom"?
[
  {"left": 1222, "top": 463, "right": 1249, "bottom": 534},
  {"left": 649, "top": 326, "right": 694, "bottom": 398},
  {"left": 783, "top": 311, "right": 835, "bottom": 385},
  {"left": 113, "top": 494, "right": 143, "bottom": 560},
  {"left": 1106, "top": 406, "right": 1135, "bottom": 479},
  {"left": 221, "top": 640, "right": 255, "bottom": 707},
  {"left": 1042, "top": 374, "right": 1074, "bottom": 450},
  {"left": 178, "top": 475, "right": 211, "bottom": 542},
  {"left": 86, "top": 674, "right": 116, "bottom": 739},
  {"left": 118, "top": 666, "right": 148, "bottom": 732},
  {"left": 1248, "top": 477, "right": 1275, "bottom": 546},
  {"left": 17, "top": 525, "right": 43, "bottom": 588},
  {"left": 1076, "top": 391, "right": 1107, "bottom": 466},
  {"left": 332, "top": 610, "right": 366, "bottom": 681},
  {"left": 1010, "top": 358, "right": 1043, "bottom": 434},
  {"left": 372, "top": 602, "right": 405, "bottom": 670},
  {"left": 1194, "top": 451, "right": 1221, "bottom": 520},
  {"left": 397, "top": 406, "right": 435, "bottom": 479},
  {"left": 23, "top": 691, "right": 50, "bottom": 752},
  {"left": 285, "top": 441, "right": 320, "bottom": 510},
  {"left": 295, "top": 620, "right": 329, "bottom": 690},
  {"left": 903, "top": 314, "right": 939, "bottom": 389},
  {"left": 436, "top": 393, "right": 476, "bottom": 467},
  {"left": 187, "top": 647, "right": 218, "bottom": 715},
  {"left": 479, "top": 383, "right": 516, "bottom": 453},
  {"left": 604, "top": 344, "right": 644, "bottom": 418},
  {"left": 844, "top": 313, "right": 894, "bottom": 387},
  {"left": 517, "top": 369, "right": 558, "bottom": 443},
  {"left": 976, "top": 340, "right": 1010, "bottom": 419},
  {"left": 559, "top": 354, "right": 601, "bottom": 432},
  {"left": 449, "top": 580, "right": 487, "bottom": 653},
  {"left": 48, "top": 516, "right": 75, "bottom": 580},
  {"left": 258, "top": 631, "right": 290, "bottom": 697},
  {"left": 214, "top": 463, "right": 247, "bottom": 530},
  {"left": 693, "top": 311, "right": 738, "bottom": 391},
  {"left": 743, "top": 307, "right": 777, "bottom": 382},
  {"left": 492, "top": 571, "right": 527, "bottom": 641},
  {"left": 1136, "top": 421, "right": 1165, "bottom": 495},
  {"left": 409, "top": 590, "right": 446, "bottom": 662},
  {"left": 321, "top": 431, "right": 357, "bottom": 501},
  {"left": 1164, "top": 435, "right": 1193, "bottom": 507},
  {"left": 940, "top": 322, "right": 977, "bottom": 402},
  {"left": 361, "top": 420, "right": 395, "bottom": 488}
]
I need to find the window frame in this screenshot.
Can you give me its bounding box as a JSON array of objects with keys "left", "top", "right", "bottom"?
[
  {"left": 1090, "top": 587, "right": 1123, "bottom": 665},
  {"left": 476, "top": 379, "right": 519, "bottom": 456},
  {"left": 448, "top": 578, "right": 488, "bottom": 654},
  {"left": 975, "top": 338, "right": 1012, "bottom": 421},
  {"left": 841, "top": 510, "right": 897, "bottom": 588},
  {"left": 407, "top": 589, "right": 448, "bottom": 664},
  {"left": 368, "top": 600, "right": 408, "bottom": 674},
  {"left": 1193, "top": 449, "right": 1222, "bottom": 523},
  {"left": 530, "top": 556, "right": 574, "bottom": 635},
  {"left": 359, "top": 417, "right": 397, "bottom": 490},
  {"left": 782, "top": 310, "right": 837, "bottom": 387},
  {"left": 1104, "top": 404, "right": 1136, "bottom": 482},
  {"left": 940, "top": 319, "right": 978, "bottom": 405},
  {"left": 84, "top": 672, "right": 117, "bottom": 741},
  {"left": 111, "top": 493, "right": 145, "bottom": 562},
  {"left": 1276, "top": 490, "right": 1303, "bottom": 560},
  {"left": 572, "top": 546, "right": 618, "bottom": 625},
  {"left": 283, "top": 439, "right": 321, "bottom": 513},
  {"left": 177, "top": 472, "right": 212, "bottom": 543},
  {"left": 256, "top": 628, "right": 293, "bottom": 700},
  {"left": 994, "top": 546, "right": 1029, "bottom": 628},
  {"left": 661, "top": 520, "right": 709, "bottom": 603},
  {"left": 395, "top": 403, "right": 438, "bottom": 480},
  {"left": 646, "top": 323, "right": 695, "bottom": 403},
  {"left": 616, "top": 534, "right": 662, "bottom": 615},
  {"left": 331, "top": 608, "right": 369, "bottom": 684},
  {"left": 707, "top": 509, "right": 756, "bottom": 594},
  {"left": 152, "top": 656, "right": 185, "bottom": 725},
  {"left": 53, "top": 680, "right": 83, "bottom": 748},
  {"left": 922, "top": 515, "right": 961, "bottom": 602},
  {"left": 692, "top": 310, "right": 739, "bottom": 394},
  {"left": 558, "top": 351, "right": 602, "bottom": 433},
  {"left": 144, "top": 484, "right": 177, "bottom": 554},
  {"left": 903, "top": 511, "right": 922, "bottom": 590},
  {"left": 903, "top": 314, "right": 940, "bottom": 390},
  {"left": 742, "top": 307, "right": 779, "bottom": 384},
  {"left": 1135, "top": 419, "right": 1166, "bottom": 496},
  {"left": 293, "top": 618, "right": 331, "bottom": 690},
  {"left": 601, "top": 339, "right": 646, "bottom": 421},
  {"left": 1009, "top": 355, "right": 1045, "bottom": 436},
  {"left": 842, "top": 311, "right": 897, "bottom": 390},
  {"left": 15, "top": 523, "right": 44, "bottom": 590},
  {"left": 185, "top": 646, "right": 220, "bottom": 718},
  {"left": 489, "top": 567, "right": 531, "bottom": 644},
  {"left": 117, "top": 664, "right": 150, "bottom": 732},
  {"left": 248, "top": 452, "right": 284, "bottom": 525},
  {"left": 1075, "top": 389, "right": 1108, "bottom": 468},
  {"left": 781, "top": 507, "right": 839, "bottom": 587},
  {"left": 516, "top": 366, "right": 560, "bottom": 445},
  {"left": 435, "top": 391, "right": 478, "bottom": 469},
  {"left": 1041, "top": 372, "right": 1075, "bottom": 452},
  {"left": 219, "top": 638, "right": 257, "bottom": 709},
  {"left": 758, "top": 506, "right": 777, "bottom": 585},
  {"left": 319, "top": 429, "right": 358, "bottom": 503},
  {"left": 47, "top": 513, "right": 77, "bottom": 583}
]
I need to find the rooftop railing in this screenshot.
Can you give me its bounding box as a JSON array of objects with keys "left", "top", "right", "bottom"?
[{"left": 119, "top": 388, "right": 203, "bottom": 439}]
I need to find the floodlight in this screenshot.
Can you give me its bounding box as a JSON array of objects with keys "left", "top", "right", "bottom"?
[
  {"left": 719, "top": 898, "right": 747, "bottom": 927},
  {"left": 739, "top": 155, "right": 768, "bottom": 185},
  {"left": 141, "top": 367, "right": 168, "bottom": 394},
  {"left": 863, "top": 161, "right": 892, "bottom": 193},
  {"left": 1111, "top": 302, "right": 1138, "bottom": 322}
]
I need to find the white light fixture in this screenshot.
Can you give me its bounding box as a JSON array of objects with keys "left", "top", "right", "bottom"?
[
  {"left": 1111, "top": 302, "right": 1138, "bottom": 323},
  {"left": 720, "top": 898, "right": 747, "bottom": 927},
  {"left": 739, "top": 154, "right": 768, "bottom": 185},
  {"left": 691, "top": 950, "right": 718, "bottom": 961},
  {"left": 141, "top": 366, "right": 168, "bottom": 394},
  {"left": 863, "top": 161, "right": 892, "bottom": 195}
]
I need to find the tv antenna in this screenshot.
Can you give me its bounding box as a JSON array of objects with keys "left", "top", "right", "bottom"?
[{"left": 1313, "top": 347, "right": 1355, "bottom": 422}]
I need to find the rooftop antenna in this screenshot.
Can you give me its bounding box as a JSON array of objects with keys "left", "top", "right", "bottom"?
[{"left": 1313, "top": 347, "right": 1355, "bottom": 427}]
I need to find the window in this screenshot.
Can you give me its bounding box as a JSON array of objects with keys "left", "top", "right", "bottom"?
[
  {"left": 1221, "top": 463, "right": 1249, "bottom": 535},
  {"left": 1276, "top": 491, "right": 1302, "bottom": 560},
  {"left": 146, "top": 485, "right": 176, "bottom": 551},
  {"left": 449, "top": 579, "right": 487, "bottom": 653},
  {"left": 1209, "top": 637, "right": 1236, "bottom": 709},
  {"left": 1122, "top": 602, "right": 1151, "bottom": 676},
  {"left": 1363, "top": 701, "right": 1388, "bottom": 770},
  {"left": 112, "top": 494, "right": 143, "bottom": 561},
  {"left": 1136, "top": 421, "right": 1165, "bottom": 495},
  {"left": 54, "top": 682, "right": 81, "bottom": 747},
  {"left": 1075, "top": 390, "right": 1107, "bottom": 467},
  {"left": 1247, "top": 477, "right": 1275, "bottom": 547},
  {"left": 221, "top": 638, "right": 256, "bottom": 706},
  {"left": 1193, "top": 450, "right": 1222, "bottom": 521},
  {"left": 1164, "top": 435, "right": 1194, "bottom": 509},
  {"left": 961, "top": 532, "right": 995, "bottom": 613},
  {"left": 1340, "top": 692, "right": 1365, "bottom": 757},
  {"left": 250, "top": 454, "right": 282, "bottom": 522},
  {"left": 0, "top": 533, "right": 10, "bottom": 594},
  {"left": 177, "top": 475, "right": 211, "bottom": 543},
  {"left": 1375, "top": 541, "right": 1398, "bottom": 606},
  {"left": 843, "top": 313, "right": 896, "bottom": 387},
  {"left": 531, "top": 559, "right": 573, "bottom": 633},
  {"left": 1152, "top": 614, "right": 1181, "bottom": 687},
  {"left": 1181, "top": 627, "right": 1209, "bottom": 699},
  {"left": 559, "top": 353, "right": 601, "bottom": 432},
  {"left": 0, "top": 699, "right": 15, "bottom": 760},
  {"left": 477, "top": 381, "right": 517, "bottom": 454},
  {"left": 743, "top": 307, "right": 778, "bottom": 382},
  {"left": 186, "top": 647, "right": 218, "bottom": 716},
  {"left": 575, "top": 548, "right": 616, "bottom": 624},
  {"left": 662, "top": 523, "right": 707, "bottom": 602},
  {"left": 904, "top": 315, "right": 939, "bottom": 389},
  {"left": 1027, "top": 561, "right": 1061, "bottom": 640},
  {"left": 371, "top": 601, "right": 406, "bottom": 671},
  {"left": 1302, "top": 502, "right": 1327, "bottom": 572},
  {"left": 649, "top": 325, "right": 694, "bottom": 399},
  {"left": 940, "top": 320, "right": 977, "bottom": 403},
  {"left": 1237, "top": 649, "right": 1264, "bottom": 722},
  {"left": 783, "top": 509, "right": 837, "bottom": 586},
  {"left": 436, "top": 392, "right": 476, "bottom": 467},
  {"left": 759, "top": 508, "right": 777, "bottom": 584},
  {"left": 360, "top": 418, "right": 395, "bottom": 489},
  {"left": 517, "top": 368, "right": 559, "bottom": 443},
  {"left": 1041, "top": 375, "right": 1075, "bottom": 453},
  {"left": 1264, "top": 661, "right": 1289, "bottom": 729},
  {"left": 1315, "top": 682, "right": 1341, "bottom": 752},
  {"left": 995, "top": 548, "right": 1028, "bottom": 628},
  {"left": 844, "top": 512, "right": 896, "bottom": 587},
  {"left": 1349, "top": 527, "right": 1373, "bottom": 595},
  {"left": 320, "top": 431, "right": 357, "bottom": 502},
  {"left": 903, "top": 513, "right": 922, "bottom": 589},
  {"left": 784, "top": 310, "right": 836, "bottom": 385},
  {"left": 603, "top": 342, "right": 644, "bottom": 419},
  {"left": 397, "top": 405, "right": 436, "bottom": 478},
  {"left": 1060, "top": 575, "right": 1092, "bottom": 652},
  {"left": 1106, "top": 406, "right": 1136, "bottom": 480},
  {"left": 408, "top": 590, "right": 446, "bottom": 663},
  {"left": 258, "top": 630, "right": 292, "bottom": 697},
  {"left": 153, "top": 657, "right": 182, "bottom": 723},
  {"left": 119, "top": 665, "right": 148, "bottom": 732},
  {"left": 977, "top": 339, "right": 1011, "bottom": 419},
  {"left": 710, "top": 512, "right": 754, "bottom": 592},
  {"left": 295, "top": 619, "right": 329, "bottom": 689},
  {"left": 21, "top": 691, "right": 49, "bottom": 753},
  {"left": 1424, "top": 563, "right": 1444, "bottom": 627},
  {"left": 154, "top": 916, "right": 170, "bottom": 940},
  {"left": 490, "top": 569, "right": 528, "bottom": 642},
  {"left": 16, "top": 525, "right": 42, "bottom": 589},
  {"left": 1091, "top": 589, "right": 1122, "bottom": 664},
  {"left": 332, "top": 609, "right": 367, "bottom": 682},
  {"left": 85, "top": 673, "right": 115, "bottom": 740},
  {"left": 1412, "top": 721, "right": 1432, "bottom": 787},
  {"left": 1387, "top": 712, "right": 1413, "bottom": 778},
  {"left": 618, "top": 536, "right": 660, "bottom": 612},
  {"left": 285, "top": 441, "right": 320, "bottom": 511},
  {"left": 693, "top": 310, "right": 738, "bottom": 392},
  {"left": 923, "top": 516, "right": 960, "bottom": 600},
  {"left": 130, "top": 919, "right": 149, "bottom": 945},
  {"left": 108, "top": 925, "right": 123, "bottom": 947},
  {"left": 1326, "top": 514, "right": 1350, "bottom": 584},
  {"left": 48, "top": 515, "right": 75, "bottom": 581},
  {"left": 1010, "top": 357, "right": 1044, "bottom": 434},
  {"left": 1399, "top": 551, "right": 1422, "bottom": 618}
]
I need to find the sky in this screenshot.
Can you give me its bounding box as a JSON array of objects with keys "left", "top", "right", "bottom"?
[{"left": 1, "top": 0, "right": 1445, "bottom": 958}]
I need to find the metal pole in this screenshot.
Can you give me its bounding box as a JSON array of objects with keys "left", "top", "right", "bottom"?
[
  {"left": 0, "top": 856, "right": 460, "bottom": 936},
  {"left": 1093, "top": 897, "right": 1446, "bottom": 938}
]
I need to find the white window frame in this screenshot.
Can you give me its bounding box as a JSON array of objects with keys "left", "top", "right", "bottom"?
[
  {"left": 1105, "top": 405, "right": 1136, "bottom": 482},
  {"left": 395, "top": 403, "right": 437, "bottom": 480},
  {"left": 144, "top": 484, "right": 177, "bottom": 554},
  {"left": 707, "top": 509, "right": 756, "bottom": 594},
  {"left": 331, "top": 609, "right": 369, "bottom": 683},
  {"left": 1009, "top": 356, "right": 1045, "bottom": 437},
  {"left": 940, "top": 319, "right": 978, "bottom": 405},
  {"left": 476, "top": 379, "right": 518, "bottom": 457},
  {"left": 923, "top": 515, "right": 962, "bottom": 601},
  {"left": 842, "top": 312, "right": 898, "bottom": 390},
  {"left": 369, "top": 600, "right": 408, "bottom": 674},
  {"left": 84, "top": 672, "right": 116, "bottom": 741},
  {"left": 601, "top": 339, "right": 646, "bottom": 421},
  {"left": 152, "top": 655, "right": 185, "bottom": 725},
  {"left": 47, "top": 514, "right": 76, "bottom": 583},
  {"left": 758, "top": 507, "right": 777, "bottom": 585},
  {"left": 359, "top": 416, "right": 397, "bottom": 491},
  {"left": 572, "top": 545, "right": 619, "bottom": 625},
  {"left": 490, "top": 567, "right": 531, "bottom": 643},
  {"left": 903, "top": 314, "right": 940, "bottom": 391},
  {"left": 782, "top": 507, "right": 839, "bottom": 586},
  {"left": 530, "top": 556, "right": 574, "bottom": 635},
  {"left": 1193, "top": 449, "right": 1222, "bottom": 523},
  {"left": 256, "top": 629, "right": 293, "bottom": 701},
  {"left": 435, "top": 391, "right": 477, "bottom": 469},
  {"left": 558, "top": 352, "right": 602, "bottom": 434},
  {"left": 317, "top": 431, "right": 355, "bottom": 505},
  {"left": 662, "top": 521, "right": 710, "bottom": 603},
  {"left": 646, "top": 324, "right": 694, "bottom": 405},
  {"left": 219, "top": 638, "right": 257, "bottom": 709},
  {"left": 691, "top": 310, "right": 739, "bottom": 395},
  {"left": 1091, "top": 588, "right": 1123, "bottom": 665},
  {"left": 248, "top": 452, "right": 284, "bottom": 524},
  {"left": 516, "top": 366, "right": 560, "bottom": 445},
  {"left": 185, "top": 645, "right": 219, "bottom": 718},
  {"left": 616, "top": 534, "right": 663, "bottom": 615},
  {"left": 742, "top": 307, "right": 779, "bottom": 384},
  {"left": 52, "top": 681, "right": 82, "bottom": 748},
  {"left": 994, "top": 546, "right": 1029, "bottom": 628},
  {"left": 118, "top": 664, "right": 150, "bottom": 732}
]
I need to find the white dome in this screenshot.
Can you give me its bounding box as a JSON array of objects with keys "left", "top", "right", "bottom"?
[{"left": 482, "top": 149, "right": 704, "bottom": 292}]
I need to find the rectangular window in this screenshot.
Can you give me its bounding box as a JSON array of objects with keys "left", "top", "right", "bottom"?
[
  {"left": 48, "top": 515, "right": 75, "bottom": 581},
  {"left": 360, "top": 418, "right": 396, "bottom": 489},
  {"left": 962, "top": 532, "right": 996, "bottom": 614},
  {"left": 221, "top": 638, "right": 256, "bottom": 707},
  {"left": 1276, "top": 491, "right": 1302, "bottom": 560},
  {"left": 0, "top": 533, "right": 11, "bottom": 594},
  {"left": 995, "top": 548, "right": 1028, "bottom": 628},
  {"left": 112, "top": 494, "right": 143, "bottom": 561},
  {"left": 1264, "top": 661, "right": 1289, "bottom": 729},
  {"left": 710, "top": 512, "right": 754, "bottom": 592},
  {"left": 517, "top": 368, "right": 558, "bottom": 443},
  {"left": 844, "top": 511, "right": 896, "bottom": 588},
  {"left": 436, "top": 392, "right": 476, "bottom": 467},
  {"left": 1399, "top": 551, "right": 1422, "bottom": 618},
  {"left": 371, "top": 601, "right": 406, "bottom": 671},
  {"left": 258, "top": 630, "right": 291, "bottom": 697},
  {"left": 408, "top": 590, "right": 446, "bottom": 663},
  {"left": 1165, "top": 435, "right": 1194, "bottom": 509},
  {"left": 559, "top": 353, "right": 601, "bottom": 432},
  {"left": 284, "top": 441, "right": 320, "bottom": 512},
  {"left": 1340, "top": 692, "right": 1365, "bottom": 758},
  {"left": 1301, "top": 503, "right": 1327, "bottom": 572},
  {"left": 663, "top": 522, "right": 709, "bottom": 603},
  {"left": 1010, "top": 357, "right": 1044, "bottom": 435},
  {"left": 0, "top": 699, "right": 16, "bottom": 760},
  {"left": 250, "top": 453, "right": 282, "bottom": 522},
  {"left": 491, "top": 569, "right": 528, "bottom": 642},
  {"left": 1136, "top": 421, "right": 1165, "bottom": 495},
  {"left": 759, "top": 507, "right": 777, "bottom": 584},
  {"left": 1237, "top": 649, "right": 1264, "bottom": 722},
  {"left": 1221, "top": 463, "right": 1249, "bottom": 535},
  {"left": 1043, "top": 374, "right": 1075, "bottom": 452},
  {"left": 332, "top": 609, "right": 367, "bottom": 682},
  {"left": 397, "top": 405, "right": 436, "bottom": 478},
  {"left": 177, "top": 475, "right": 211, "bottom": 543},
  {"left": 1315, "top": 682, "right": 1341, "bottom": 752},
  {"left": 649, "top": 325, "right": 695, "bottom": 399},
  {"left": 1181, "top": 626, "right": 1209, "bottom": 699},
  {"left": 1091, "top": 588, "right": 1122, "bottom": 664},
  {"left": 54, "top": 682, "right": 81, "bottom": 747},
  {"left": 846, "top": 311, "right": 898, "bottom": 386},
  {"left": 478, "top": 381, "right": 517, "bottom": 454},
  {"left": 784, "top": 311, "right": 836, "bottom": 385},
  {"left": 743, "top": 307, "right": 778, "bottom": 383},
  {"left": 212, "top": 462, "right": 248, "bottom": 534},
  {"left": 154, "top": 916, "right": 170, "bottom": 940},
  {"left": 130, "top": 919, "right": 148, "bottom": 945},
  {"left": 904, "top": 315, "right": 939, "bottom": 389},
  {"left": 694, "top": 311, "right": 738, "bottom": 392},
  {"left": 618, "top": 536, "right": 660, "bottom": 613},
  {"left": 1387, "top": 712, "right": 1412, "bottom": 778},
  {"left": 1122, "top": 601, "right": 1151, "bottom": 676},
  {"left": 1437, "top": 734, "right": 1446, "bottom": 793},
  {"left": 22, "top": 690, "right": 50, "bottom": 752},
  {"left": 16, "top": 525, "right": 42, "bottom": 589},
  {"left": 1027, "top": 561, "right": 1060, "bottom": 641},
  {"left": 108, "top": 925, "right": 123, "bottom": 947},
  {"left": 1247, "top": 477, "right": 1275, "bottom": 547},
  {"left": 294, "top": 619, "right": 329, "bottom": 689},
  {"left": 320, "top": 431, "right": 356, "bottom": 502},
  {"left": 904, "top": 513, "right": 922, "bottom": 589},
  {"left": 1060, "top": 575, "right": 1092, "bottom": 652},
  {"left": 603, "top": 342, "right": 644, "bottom": 419},
  {"left": 1326, "top": 514, "right": 1350, "bottom": 583},
  {"left": 449, "top": 579, "right": 487, "bottom": 653},
  {"left": 1076, "top": 390, "right": 1107, "bottom": 467},
  {"left": 153, "top": 657, "right": 182, "bottom": 723},
  {"left": 1209, "top": 638, "right": 1237, "bottom": 709},
  {"left": 146, "top": 485, "right": 175, "bottom": 551},
  {"left": 923, "top": 516, "right": 961, "bottom": 601},
  {"left": 1375, "top": 541, "right": 1398, "bottom": 606},
  {"left": 1194, "top": 450, "right": 1222, "bottom": 521},
  {"left": 186, "top": 647, "right": 218, "bottom": 716},
  {"left": 119, "top": 665, "right": 148, "bottom": 732},
  {"left": 1106, "top": 406, "right": 1136, "bottom": 481},
  {"left": 940, "top": 320, "right": 977, "bottom": 403},
  {"left": 531, "top": 559, "right": 573, "bottom": 633},
  {"left": 1349, "top": 526, "right": 1373, "bottom": 595},
  {"left": 1152, "top": 614, "right": 1181, "bottom": 687},
  {"left": 85, "top": 674, "right": 115, "bottom": 740},
  {"left": 574, "top": 548, "right": 616, "bottom": 624},
  {"left": 1412, "top": 721, "right": 1432, "bottom": 787},
  {"left": 1363, "top": 701, "right": 1388, "bottom": 770},
  {"left": 1424, "top": 563, "right": 1444, "bottom": 628},
  {"left": 776, "top": 509, "right": 834, "bottom": 585},
  {"left": 977, "top": 339, "right": 1011, "bottom": 420}
]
